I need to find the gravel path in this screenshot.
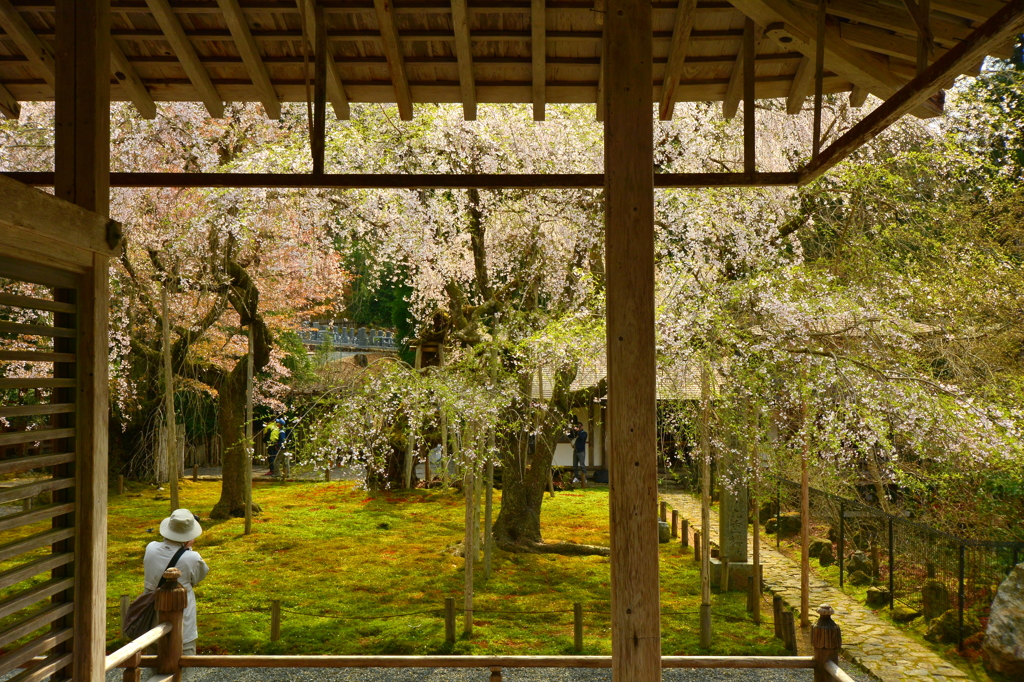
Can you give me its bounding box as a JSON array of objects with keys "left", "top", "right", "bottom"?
[{"left": 102, "top": 666, "right": 861, "bottom": 682}]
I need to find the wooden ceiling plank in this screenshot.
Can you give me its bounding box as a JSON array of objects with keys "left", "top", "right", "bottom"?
[
  {"left": 792, "top": 0, "right": 973, "bottom": 49},
  {"left": 0, "top": 0, "right": 55, "bottom": 87},
  {"left": 296, "top": 0, "right": 350, "bottom": 121},
  {"left": 803, "top": 0, "right": 1024, "bottom": 184},
  {"left": 217, "top": 0, "right": 281, "bottom": 118},
  {"left": 450, "top": 0, "right": 476, "bottom": 120},
  {"left": 144, "top": 0, "right": 224, "bottom": 117},
  {"left": 658, "top": 0, "right": 696, "bottom": 121},
  {"left": 730, "top": 0, "right": 942, "bottom": 117},
  {"left": 786, "top": 54, "right": 812, "bottom": 114},
  {"left": 111, "top": 41, "right": 157, "bottom": 119},
  {"left": 723, "top": 21, "right": 764, "bottom": 119},
  {"left": 531, "top": 0, "right": 545, "bottom": 121},
  {"left": 374, "top": 0, "right": 414, "bottom": 120}
]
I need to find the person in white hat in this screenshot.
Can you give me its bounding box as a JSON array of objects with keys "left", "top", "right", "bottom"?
[{"left": 143, "top": 509, "right": 210, "bottom": 665}]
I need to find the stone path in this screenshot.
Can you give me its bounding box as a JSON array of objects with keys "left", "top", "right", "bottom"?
[{"left": 660, "top": 492, "right": 967, "bottom": 682}]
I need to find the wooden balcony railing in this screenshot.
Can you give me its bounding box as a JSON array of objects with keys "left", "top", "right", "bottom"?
[{"left": 110, "top": 568, "right": 853, "bottom": 682}]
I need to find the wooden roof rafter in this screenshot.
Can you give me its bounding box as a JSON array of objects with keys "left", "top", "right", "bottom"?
[
  {"left": 296, "top": 0, "right": 350, "bottom": 120},
  {"left": 723, "top": 19, "right": 764, "bottom": 119},
  {"left": 216, "top": 0, "right": 280, "bottom": 119},
  {"left": 450, "top": 0, "right": 476, "bottom": 120},
  {"left": 658, "top": 0, "right": 697, "bottom": 120},
  {"left": 373, "top": 0, "right": 414, "bottom": 120},
  {"left": 144, "top": 0, "right": 225, "bottom": 117},
  {"left": 532, "top": 0, "right": 545, "bottom": 121}
]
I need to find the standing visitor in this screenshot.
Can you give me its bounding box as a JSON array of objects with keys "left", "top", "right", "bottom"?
[
  {"left": 572, "top": 422, "right": 588, "bottom": 485},
  {"left": 264, "top": 417, "right": 285, "bottom": 476},
  {"left": 144, "top": 509, "right": 209, "bottom": 677}
]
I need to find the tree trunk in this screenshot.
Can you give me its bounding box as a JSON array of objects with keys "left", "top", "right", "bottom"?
[{"left": 211, "top": 365, "right": 258, "bottom": 518}]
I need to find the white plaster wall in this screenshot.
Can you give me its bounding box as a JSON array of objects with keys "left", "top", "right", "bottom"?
[{"left": 551, "top": 407, "right": 605, "bottom": 467}]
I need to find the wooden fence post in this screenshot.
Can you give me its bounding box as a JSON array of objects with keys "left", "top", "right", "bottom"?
[
  {"left": 782, "top": 609, "right": 797, "bottom": 654},
  {"left": 445, "top": 597, "right": 456, "bottom": 643},
  {"left": 693, "top": 530, "right": 701, "bottom": 563},
  {"left": 659, "top": 500, "right": 667, "bottom": 523},
  {"left": 119, "top": 594, "right": 130, "bottom": 639},
  {"left": 489, "top": 666, "right": 502, "bottom": 682},
  {"left": 773, "top": 594, "right": 783, "bottom": 640},
  {"left": 117, "top": 475, "right": 124, "bottom": 495},
  {"left": 270, "top": 599, "right": 281, "bottom": 642},
  {"left": 681, "top": 519, "right": 689, "bottom": 548},
  {"left": 573, "top": 602, "right": 583, "bottom": 652},
  {"left": 123, "top": 651, "right": 142, "bottom": 682},
  {"left": 811, "top": 604, "right": 842, "bottom": 682},
  {"left": 155, "top": 567, "right": 187, "bottom": 678},
  {"left": 192, "top": 463, "right": 198, "bottom": 482},
  {"left": 671, "top": 510, "right": 679, "bottom": 539}
]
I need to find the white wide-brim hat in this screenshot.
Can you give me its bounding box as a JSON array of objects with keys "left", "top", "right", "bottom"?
[{"left": 160, "top": 509, "right": 202, "bottom": 543}]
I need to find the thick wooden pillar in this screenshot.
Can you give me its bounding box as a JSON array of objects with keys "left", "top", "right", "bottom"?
[
  {"left": 604, "top": 2, "right": 659, "bottom": 681},
  {"left": 54, "top": 3, "right": 111, "bottom": 682}
]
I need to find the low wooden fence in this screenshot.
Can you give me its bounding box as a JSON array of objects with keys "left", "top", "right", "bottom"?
[{"left": 107, "top": 566, "right": 857, "bottom": 682}]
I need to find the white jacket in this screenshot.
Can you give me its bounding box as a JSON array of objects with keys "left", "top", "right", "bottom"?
[{"left": 143, "top": 540, "right": 210, "bottom": 644}]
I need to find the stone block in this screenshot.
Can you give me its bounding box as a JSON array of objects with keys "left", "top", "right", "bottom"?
[
  {"left": 847, "top": 551, "right": 872, "bottom": 577},
  {"left": 819, "top": 545, "right": 835, "bottom": 567},
  {"left": 849, "top": 570, "right": 872, "bottom": 586},
  {"left": 893, "top": 605, "right": 921, "bottom": 623},
  {"left": 866, "top": 586, "right": 891, "bottom": 608},
  {"left": 808, "top": 537, "right": 831, "bottom": 557},
  {"left": 710, "top": 558, "right": 754, "bottom": 591},
  {"left": 921, "top": 578, "right": 951, "bottom": 621},
  {"left": 983, "top": 563, "right": 1024, "bottom": 677},
  {"left": 658, "top": 520, "right": 670, "bottom": 543}
]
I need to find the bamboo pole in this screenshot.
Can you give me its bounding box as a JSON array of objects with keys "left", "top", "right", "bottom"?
[
  {"left": 161, "top": 285, "right": 178, "bottom": 512},
  {"left": 244, "top": 324, "right": 254, "bottom": 535},
  {"left": 700, "top": 363, "right": 712, "bottom": 648}
]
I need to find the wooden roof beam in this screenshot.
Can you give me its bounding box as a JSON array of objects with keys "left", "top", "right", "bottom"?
[
  {"left": 450, "top": 0, "right": 476, "bottom": 120},
  {"left": 145, "top": 0, "right": 224, "bottom": 117},
  {"left": 803, "top": 0, "right": 1024, "bottom": 184},
  {"left": 111, "top": 42, "right": 157, "bottom": 119},
  {"left": 723, "top": 20, "right": 764, "bottom": 119},
  {"left": 217, "top": 0, "right": 281, "bottom": 119},
  {"left": 531, "top": 0, "right": 545, "bottom": 121},
  {"left": 374, "top": 0, "right": 414, "bottom": 120},
  {"left": 728, "top": 0, "right": 942, "bottom": 118},
  {"left": 0, "top": 80, "right": 19, "bottom": 119},
  {"left": 659, "top": 0, "right": 697, "bottom": 121},
  {"left": 786, "top": 54, "right": 813, "bottom": 114},
  {"left": 0, "top": 0, "right": 55, "bottom": 88},
  {"left": 849, "top": 84, "right": 869, "bottom": 107},
  {"left": 296, "top": 0, "right": 350, "bottom": 120}
]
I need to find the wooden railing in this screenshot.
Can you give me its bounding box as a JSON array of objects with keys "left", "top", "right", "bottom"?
[{"left": 110, "top": 569, "right": 849, "bottom": 682}]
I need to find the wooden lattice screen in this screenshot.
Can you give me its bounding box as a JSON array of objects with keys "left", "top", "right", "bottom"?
[{"left": 0, "top": 256, "right": 81, "bottom": 682}]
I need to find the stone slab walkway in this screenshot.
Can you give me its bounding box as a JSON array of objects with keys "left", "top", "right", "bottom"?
[{"left": 660, "top": 492, "right": 968, "bottom": 682}]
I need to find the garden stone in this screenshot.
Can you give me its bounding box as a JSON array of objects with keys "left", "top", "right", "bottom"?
[
  {"left": 773, "top": 511, "right": 801, "bottom": 535},
  {"left": 849, "top": 570, "right": 872, "bottom": 587},
  {"left": 866, "top": 586, "right": 891, "bottom": 608},
  {"left": 819, "top": 545, "right": 835, "bottom": 567},
  {"left": 765, "top": 517, "right": 778, "bottom": 533},
  {"left": 921, "top": 578, "right": 951, "bottom": 621},
  {"left": 658, "top": 520, "right": 670, "bottom": 543},
  {"left": 926, "top": 608, "right": 979, "bottom": 645},
  {"left": 847, "top": 551, "right": 872, "bottom": 577},
  {"left": 808, "top": 537, "right": 831, "bottom": 557},
  {"left": 983, "top": 563, "right": 1024, "bottom": 677},
  {"left": 758, "top": 500, "right": 778, "bottom": 524},
  {"left": 893, "top": 605, "right": 922, "bottom": 623}
]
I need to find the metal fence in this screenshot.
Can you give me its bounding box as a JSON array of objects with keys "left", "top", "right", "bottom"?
[{"left": 773, "top": 479, "right": 1023, "bottom": 649}]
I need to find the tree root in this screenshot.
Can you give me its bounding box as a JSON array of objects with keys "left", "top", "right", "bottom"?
[{"left": 496, "top": 538, "right": 610, "bottom": 557}]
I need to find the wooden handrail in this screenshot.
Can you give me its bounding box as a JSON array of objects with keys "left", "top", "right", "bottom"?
[
  {"left": 825, "top": 660, "right": 858, "bottom": 682},
  {"left": 104, "top": 622, "right": 172, "bottom": 672},
  {"left": 130, "top": 655, "right": 815, "bottom": 669}
]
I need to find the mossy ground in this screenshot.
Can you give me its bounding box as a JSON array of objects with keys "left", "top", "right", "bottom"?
[{"left": 98, "top": 479, "right": 785, "bottom": 656}]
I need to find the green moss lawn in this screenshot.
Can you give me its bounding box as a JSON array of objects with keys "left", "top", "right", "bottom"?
[{"left": 102, "top": 479, "right": 784, "bottom": 657}]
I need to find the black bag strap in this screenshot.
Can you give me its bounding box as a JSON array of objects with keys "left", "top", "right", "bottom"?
[{"left": 156, "top": 546, "right": 188, "bottom": 589}]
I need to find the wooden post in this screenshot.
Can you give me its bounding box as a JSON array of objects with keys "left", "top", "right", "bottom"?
[
  {"left": 120, "top": 594, "right": 130, "bottom": 639},
  {"left": 671, "top": 509, "right": 679, "bottom": 539},
  {"left": 444, "top": 597, "right": 456, "bottom": 643},
  {"left": 773, "top": 595, "right": 783, "bottom": 640},
  {"left": 699, "top": 364, "right": 712, "bottom": 648},
  {"left": 244, "top": 325, "right": 254, "bottom": 535},
  {"left": 192, "top": 462, "right": 198, "bottom": 482},
  {"left": 118, "top": 474, "right": 124, "bottom": 495},
  {"left": 782, "top": 609, "right": 797, "bottom": 653},
  {"left": 463, "top": 458, "right": 475, "bottom": 636},
  {"left": 743, "top": 15, "right": 756, "bottom": 174},
  {"left": 720, "top": 557, "right": 730, "bottom": 592},
  {"left": 489, "top": 667, "right": 502, "bottom": 682},
  {"left": 693, "top": 529, "right": 701, "bottom": 563},
  {"left": 484, "top": 458, "right": 494, "bottom": 580},
  {"left": 270, "top": 599, "right": 281, "bottom": 642},
  {"left": 681, "top": 518, "right": 689, "bottom": 548},
  {"left": 123, "top": 651, "right": 142, "bottom": 682},
  {"left": 55, "top": 2, "right": 111, "bottom": 679},
  {"left": 573, "top": 602, "right": 583, "bottom": 652},
  {"left": 162, "top": 285, "right": 178, "bottom": 513},
  {"left": 811, "top": 604, "right": 842, "bottom": 682},
  {"left": 812, "top": 0, "right": 826, "bottom": 158},
  {"left": 311, "top": 0, "right": 326, "bottom": 174},
  {"left": 800, "top": 396, "right": 810, "bottom": 627},
  {"left": 605, "top": 0, "right": 659, "bottom": 677},
  {"left": 659, "top": 500, "right": 667, "bottom": 523},
  {"left": 750, "top": 401, "right": 762, "bottom": 625},
  {"left": 156, "top": 567, "right": 187, "bottom": 679}
]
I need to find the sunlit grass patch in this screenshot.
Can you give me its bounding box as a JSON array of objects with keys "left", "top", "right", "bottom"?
[{"left": 104, "top": 479, "right": 784, "bottom": 657}]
